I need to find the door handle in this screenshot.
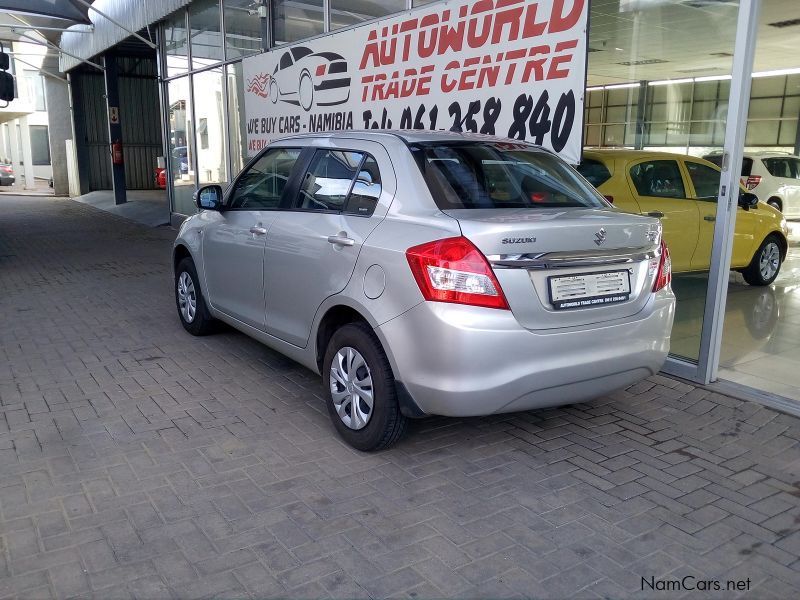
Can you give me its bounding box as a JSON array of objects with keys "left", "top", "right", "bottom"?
[
  {"left": 646, "top": 211, "right": 664, "bottom": 218},
  {"left": 704, "top": 215, "right": 716, "bottom": 222},
  {"left": 250, "top": 226, "right": 267, "bottom": 235},
  {"left": 327, "top": 235, "right": 355, "bottom": 247}
]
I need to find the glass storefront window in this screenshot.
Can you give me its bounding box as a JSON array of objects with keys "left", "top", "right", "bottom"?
[
  {"left": 330, "top": 0, "right": 406, "bottom": 30},
  {"left": 585, "top": 0, "right": 741, "bottom": 364},
  {"left": 227, "top": 62, "right": 249, "bottom": 174},
  {"left": 190, "top": 0, "right": 223, "bottom": 69},
  {"left": 223, "top": 0, "right": 263, "bottom": 59},
  {"left": 718, "top": 7, "right": 800, "bottom": 401},
  {"left": 164, "top": 11, "right": 189, "bottom": 77},
  {"left": 272, "top": 0, "right": 323, "bottom": 45},
  {"left": 193, "top": 68, "right": 229, "bottom": 185},
  {"left": 167, "top": 77, "right": 196, "bottom": 215}
]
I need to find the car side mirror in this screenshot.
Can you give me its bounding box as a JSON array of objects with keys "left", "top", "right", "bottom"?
[
  {"left": 738, "top": 191, "right": 759, "bottom": 211},
  {"left": 195, "top": 184, "right": 223, "bottom": 211},
  {"left": 357, "top": 170, "right": 373, "bottom": 185}
]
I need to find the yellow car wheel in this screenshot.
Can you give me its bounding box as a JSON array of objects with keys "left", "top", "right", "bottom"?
[{"left": 742, "top": 235, "right": 783, "bottom": 286}]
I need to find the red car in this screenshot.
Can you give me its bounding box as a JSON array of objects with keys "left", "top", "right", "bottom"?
[
  {"left": 155, "top": 167, "right": 166, "bottom": 189},
  {"left": 0, "top": 163, "right": 14, "bottom": 186}
]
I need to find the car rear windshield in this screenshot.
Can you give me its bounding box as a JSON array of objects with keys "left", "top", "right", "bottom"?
[
  {"left": 762, "top": 157, "right": 800, "bottom": 179},
  {"left": 410, "top": 142, "right": 607, "bottom": 210},
  {"left": 703, "top": 154, "right": 753, "bottom": 176},
  {"left": 575, "top": 158, "right": 612, "bottom": 187}
]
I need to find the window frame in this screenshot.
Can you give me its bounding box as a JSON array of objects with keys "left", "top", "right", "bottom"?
[
  {"left": 343, "top": 154, "right": 383, "bottom": 217},
  {"left": 29, "top": 125, "right": 50, "bottom": 166},
  {"left": 288, "top": 148, "right": 381, "bottom": 217},
  {"left": 628, "top": 159, "right": 688, "bottom": 200},
  {"left": 224, "top": 145, "right": 305, "bottom": 211},
  {"left": 575, "top": 157, "right": 613, "bottom": 188},
  {"left": 684, "top": 160, "right": 721, "bottom": 202}
]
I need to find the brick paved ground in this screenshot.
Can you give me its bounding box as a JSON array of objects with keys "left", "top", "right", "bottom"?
[{"left": 1, "top": 195, "right": 800, "bottom": 599}]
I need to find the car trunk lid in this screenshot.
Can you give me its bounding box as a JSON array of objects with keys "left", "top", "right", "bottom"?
[{"left": 444, "top": 208, "right": 662, "bottom": 330}]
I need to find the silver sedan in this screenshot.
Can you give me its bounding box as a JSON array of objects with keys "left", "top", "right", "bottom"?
[{"left": 173, "top": 131, "right": 675, "bottom": 450}]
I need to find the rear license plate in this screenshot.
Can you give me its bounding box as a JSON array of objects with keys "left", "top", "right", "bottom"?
[{"left": 548, "top": 270, "right": 631, "bottom": 310}]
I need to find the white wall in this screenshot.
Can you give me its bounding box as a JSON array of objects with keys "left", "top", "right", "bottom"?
[{"left": 10, "top": 41, "right": 54, "bottom": 182}]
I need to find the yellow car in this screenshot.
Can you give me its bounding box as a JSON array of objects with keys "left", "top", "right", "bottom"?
[{"left": 578, "top": 150, "right": 790, "bottom": 286}]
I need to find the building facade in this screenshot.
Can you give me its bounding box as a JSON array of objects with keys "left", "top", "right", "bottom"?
[
  {"left": 0, "top": 40, "right": 55, "bottom": 189},
  {"left": 53, "top": 0, "right": 800, "bottom": 410}
]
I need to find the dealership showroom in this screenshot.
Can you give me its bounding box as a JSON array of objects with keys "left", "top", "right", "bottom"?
[{"left": 3, "top": 0, "right": 800, "bottom": 598}]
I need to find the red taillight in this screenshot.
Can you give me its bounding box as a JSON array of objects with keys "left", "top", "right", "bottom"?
[
  {"left": 406, "top": 237, "right": 509, "bottom": 310},
  {"left": 530, "top": 192, "right": 547, "bottom": 203},
  {"left": 745, "top": 175, "right": 762, "bottom": 190},
  {"left": 0, "top": 166, "right": 12, "bottom": 173},
  {"left": 603, "top": 195, "right": 614, "bottom": 204},
  {"left": 651, "top": 240, "right": 672, "bottom": 292},
  {"left": 315, "top": 64, "right": 326, "bottom": 77}
]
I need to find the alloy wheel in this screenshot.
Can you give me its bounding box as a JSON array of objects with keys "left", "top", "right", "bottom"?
[
  {"left": 759, "top": 242, "right": 780, "bottom": 281},
  {"left": 177, "top": 271, "right": 197, "bottom": 323},
  {"left": 329, "top": 346, "right": 374, "bottom": 430}
]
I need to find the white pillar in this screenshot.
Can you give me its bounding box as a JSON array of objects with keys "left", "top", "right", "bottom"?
[
  {"left": 8, "top": 119, "right": 22, "bottom": 183},
  {"left": 19, "top": 116, "right": 35, "bottom": 189},
  {"left": 0, "top": 124, "right": 7, "bottom": 160}
]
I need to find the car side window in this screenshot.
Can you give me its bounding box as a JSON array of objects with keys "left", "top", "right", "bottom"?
[
  {"left": 279, "top": 52, "right": 292, "bottom": 70},
  {"left": 763, "top": 157, "right": 795, "bottom": 179},
  {"left": 345, "top": 155, "right": 382, "bottom": 216},
  {"left": 791, "top": 158, "right": 800, "bottom": 180},
  {"left": 685, "top": 162, "right": 720, "bottom": 200},
  {"left": 296, "top": 150, "right": 364, "bottom": 212},
  {"left": 228, "top": 148, "right": 301, "bottom": 210},
  {"left": 575, "top": 158, "right": 612, "bottom": 187},
  {"left": 629, "top": 160, "right": 686, "bottom": 199}
]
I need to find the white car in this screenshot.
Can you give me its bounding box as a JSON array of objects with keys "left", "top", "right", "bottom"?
[{"left": 705, "top": 152, "right": 800, "bottom": 218}]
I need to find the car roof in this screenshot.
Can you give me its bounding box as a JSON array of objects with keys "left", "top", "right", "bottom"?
[
  {"left": 276, "top": 129, "right": 550, "bottom": 148},
  {"left": 583, "top": 149, "right": 725, "bottom": 173},
  {"left": 583, "top": 148, "right": 701, "bottom": 161},
  {"left": 583, "top": 149, "right": 721, "bottom": 165},
  {"left": 743, "top": 151, "right": 800, "bottom": 158}
]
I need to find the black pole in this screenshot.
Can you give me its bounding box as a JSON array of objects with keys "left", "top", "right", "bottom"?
[{"left": 104, "top": 53, "right": 126, "bottom": 205}]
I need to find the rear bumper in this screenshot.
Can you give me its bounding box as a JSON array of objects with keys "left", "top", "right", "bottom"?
[
  {"left": 0, "top": 176, "right": 14, "bottom": 186},
  {"left": 376, "top": 292, "right": 675, "bottom": 417}
]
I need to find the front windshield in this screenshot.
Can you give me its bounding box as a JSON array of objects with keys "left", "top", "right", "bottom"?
[{"left": 411, "top": 142, "right": 609, "bottom": 210}]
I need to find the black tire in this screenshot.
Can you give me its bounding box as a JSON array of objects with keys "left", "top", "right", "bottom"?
[
  {"left": 299, "top": 71, "right": 313, "bottom": 112},
  {"left": 767, "top": 198, "right": 782, "bottom": 212},
  {"left": 742, "top": 235, "right": 783, "bottom": 286},
  {"left": 322, "top": 322, "right": 407, "bottom": 451},
  {"left": 269, "top": 78, "right": 278, "bottom": 104},
  {"left": 175, "top": 257, "right": 216, "bottom": 335}
]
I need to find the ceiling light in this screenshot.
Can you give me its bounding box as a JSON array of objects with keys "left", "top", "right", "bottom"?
[
  {"left": 752, "top": 67, "right": 800, "bottom": 78},
  {"left": 694, "top": 75, "right": 732, "bottom": 82},
  {"left": 648, "top": 78, "right": 694, "bottom": 86}
]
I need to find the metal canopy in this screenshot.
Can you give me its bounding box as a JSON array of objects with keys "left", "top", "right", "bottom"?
[{"left": 0, "top": 1, "right": 91, "bottom": 25}]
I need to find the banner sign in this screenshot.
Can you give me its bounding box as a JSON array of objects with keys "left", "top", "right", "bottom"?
[{"left": 243, "top": 0, "right": 588, "bottom": 163}]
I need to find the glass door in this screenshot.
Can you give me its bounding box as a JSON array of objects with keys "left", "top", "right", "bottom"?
[{"left": 585, "top": 0, "right": 759, "bottom": 382}]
